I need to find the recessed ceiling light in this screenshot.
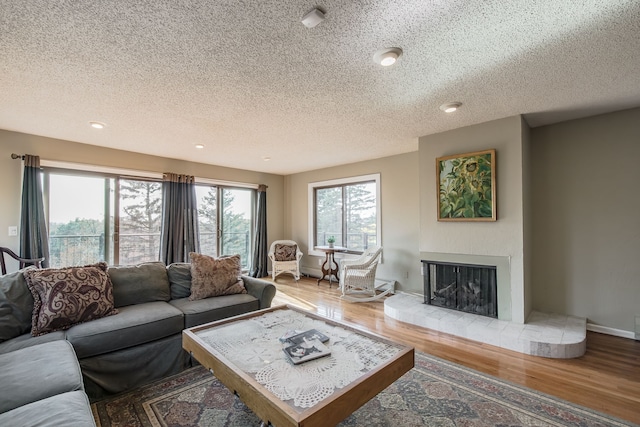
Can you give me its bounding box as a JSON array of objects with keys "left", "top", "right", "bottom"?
[
  {"left": 89, "top": 121, "right": 106, "bottom": 129},
  {"left": 301, "top": 8, "right": 325, "bottom": 28},
  {"left": 195, "top": 144, "right": 205, "bottom": 149},
  {"left": 440, "top": 102, "right": 462, "bottom": 113},
  {"left": 373, "top": 47, "right": 403, "bottom": 66},
  {"left": 263, "top": 157, "right": 271, "bottom": 161}
]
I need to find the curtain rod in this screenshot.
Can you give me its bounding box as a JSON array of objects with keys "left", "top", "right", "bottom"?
[{"left": 11, "top": 153, "right": 24, "bottom": 160}]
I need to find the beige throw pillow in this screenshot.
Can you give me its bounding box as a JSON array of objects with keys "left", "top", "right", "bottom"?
[
  {"left": 23, "top": 262, "right": 118, "bottom": 336},
  {"left": 188, "top": 253, "right": 246, "bottom": 301},
  {"left": 274, "top": 244, "right": 297, "bottom": 261}
]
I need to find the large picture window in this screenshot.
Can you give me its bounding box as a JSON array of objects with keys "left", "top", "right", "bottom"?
[
  {"left": 196, "top": 185, "right": 254, "bottom": 269},
  {"left": 309, "top": 174, "right": 380, "bottom": 255},
  {"left": 45, "top": 171, "right": 162, "bottom": 267},
  {"left": 43, "top": 165, "right": 256, "bottom": 269}
]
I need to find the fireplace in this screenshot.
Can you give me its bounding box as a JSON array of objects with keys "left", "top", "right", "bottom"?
[{"left": 422, "top": 261, "right": 497, "bottom": 318}]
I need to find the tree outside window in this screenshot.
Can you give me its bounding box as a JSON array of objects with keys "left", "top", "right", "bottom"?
[
  {"left": 119, "top": 179, "right": 162, "bottom": 265},
  {"left": 196, "top": 186, "right": 253, "bottom": 269}
]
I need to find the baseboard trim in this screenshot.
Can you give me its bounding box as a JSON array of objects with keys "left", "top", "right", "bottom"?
[
  {"left": 587, "top": 323, "right": 636, "bottom": 340},
  {"left": 301, "top": 267, "right": 322, "bottom": 279}
]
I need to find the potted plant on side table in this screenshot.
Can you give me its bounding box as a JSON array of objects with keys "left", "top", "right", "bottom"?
[{"left": 327, "top": 236, "right": 335, "bottom": 248}]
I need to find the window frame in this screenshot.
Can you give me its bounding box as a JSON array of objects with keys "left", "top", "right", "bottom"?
[
  {"left": 42, "top": 167, "right": 163, "bottom": 266},
  {"left": 308, "top": 173, "right": 381, "bottom": 257},
  {"left": 195, "top": 183, "right": 255, "bottom": 271},
  {"left": 40, "top": 160, "right": 260, "bottom": 268}
]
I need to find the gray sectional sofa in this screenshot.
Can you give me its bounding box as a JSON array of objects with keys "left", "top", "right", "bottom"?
[
  {"left": 0, "top": 261, "right": 276, "bottom": 426},
  {"left": 0, "top": 340, "right": 95, "bottom": 426}
]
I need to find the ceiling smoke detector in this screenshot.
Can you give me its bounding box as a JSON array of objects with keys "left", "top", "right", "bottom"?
[
  {"left": 440, "top": 102, "right": 462, "bottom": 113},
  {"left": 301, "top": 8, "right": 325, "bottom": 28},
  {"left": 373, "top": 47, "right": 403, "bottom": 66}
]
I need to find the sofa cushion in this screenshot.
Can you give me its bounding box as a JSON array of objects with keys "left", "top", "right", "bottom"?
[
  {"left": 24, "top": 262, "right": 118, "bottom": 336},
  {"left": 0, "top": 390, "right": 95, "bottom": 427},
  {"left": 0, "top": 268, "right": 34, "bottom": 342},
  {"left": 170, "top": 294, "right": 259, "bottom": 328},
  {"left": 66, "top": 301, "right": 184, "bottom": 359},
  {"left": 0, "top": 330, "right": 65, "bottom": 355},
  {"left": 0, "top": 340, "right": 83, "bottom": 414},
  {"left": 189, "top": 253, "right": 246, "bottom": 301},
  {"left": 274, "top": 243, "right": 298, "bottom": 261},
  {"left": 109, "top": 262, "right": 171, "bottom": 307},
  {"left": 167, "top": 262, "right": 192, "bottom": 299},
  {"left": 80, "top": 334, "right": 188, "bottom": 399}
]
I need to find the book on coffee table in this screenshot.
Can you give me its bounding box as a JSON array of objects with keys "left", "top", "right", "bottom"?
[
  {"left": 279, "top": 329, "right": 304, "bottom": 343},
  {"left": 283, "top": 329, "right": 329, "bottom": 345},
  {"left": 283, "top": 339, "right": 331, "bottom": 365}
]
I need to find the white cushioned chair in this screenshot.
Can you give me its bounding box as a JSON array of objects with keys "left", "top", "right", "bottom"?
[
  {"left": 268, "top": 240, "right": 303, "bottom": 281},
  {"left": 340, "top": 246, "right": 392, "bottom": 302}
]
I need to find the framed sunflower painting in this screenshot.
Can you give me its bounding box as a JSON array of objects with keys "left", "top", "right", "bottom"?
[{"left": 436, "top": 149, "right": 496, "bottom": 221}]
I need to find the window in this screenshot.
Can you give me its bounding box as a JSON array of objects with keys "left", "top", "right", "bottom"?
[
  {"left": 117, "top": 179, "right": 162, "bottom": 265},
  {"left": 45, "top": 170, "right": 162, "bottom": 267},
  {"left": 196, "top": 185, "right": 254, "bottom": 269},
  {"left": 47, "top": 173, "right": 114, "bottom": 267},
  {"left": 309, "top": 174, "right": 380, "bottom": 255},
  {"left": 43, "top": 164, "right": 256, "bottom": 269}
]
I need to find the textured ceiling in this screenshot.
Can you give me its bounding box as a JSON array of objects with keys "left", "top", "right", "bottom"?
[{"left": 1, "top": 1, "right": 639, "bottom": 175}]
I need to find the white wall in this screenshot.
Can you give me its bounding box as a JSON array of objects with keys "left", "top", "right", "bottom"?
[
  {"left": 531, "top": 107, "right": 640, "bottom": 332},
  {"left": 419, "top": 115, "right": 530, "bottom": 323},
  {"left": 286, "top": 152, "right": 422, "bottom": 293}
]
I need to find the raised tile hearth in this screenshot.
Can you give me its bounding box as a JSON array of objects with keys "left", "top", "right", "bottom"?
[{"left": 384, "top": 293, "right": 587, "bottom": 358}]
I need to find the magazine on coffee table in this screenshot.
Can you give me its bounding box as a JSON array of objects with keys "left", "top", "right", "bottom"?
[
  {"left": 284, "top": 329, "right": 329, "bottom": 345},
  {"left": 283, "top": 339, "right": 331, "bottom": 365}
]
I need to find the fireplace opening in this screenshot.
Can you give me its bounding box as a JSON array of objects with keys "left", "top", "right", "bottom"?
[{"left": 422, "top": 261, "right": 497, "bottom": 318}]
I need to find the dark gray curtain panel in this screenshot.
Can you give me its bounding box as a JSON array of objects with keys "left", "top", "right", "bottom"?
[
  {"left": 20, "top": 154, "right": 50, "bottom": 267},
  {"left": 249, "top": 184, "right": 268, "bottom": 277},
  {"left": 160, "top": 173, "right": 200, "bottom": 265}
]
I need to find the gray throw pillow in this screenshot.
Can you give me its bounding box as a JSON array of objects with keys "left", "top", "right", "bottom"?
[
  {"left": 0, "top": 268, "right": 35, "bottom": 342},
  {"left": 108, "top": 262, "right": 170, "bottom": 307},
  {"left": 167, "top": 263, "right": 192, "bottom": 299}
]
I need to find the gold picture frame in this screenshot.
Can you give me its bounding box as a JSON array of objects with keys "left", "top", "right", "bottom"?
[{"left": 436, "top": 149, "right": 496, "bottom": 221}]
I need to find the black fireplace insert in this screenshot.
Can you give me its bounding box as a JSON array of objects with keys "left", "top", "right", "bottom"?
[{"left": 422, "top": 260, "right": 497, "bottom": 318}]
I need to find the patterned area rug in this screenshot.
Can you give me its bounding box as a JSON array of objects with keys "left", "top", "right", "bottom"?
[{"left": 92, "top": 352, "right": 636, "bottom": 427}]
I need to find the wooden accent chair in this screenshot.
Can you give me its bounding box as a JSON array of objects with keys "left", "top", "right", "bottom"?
[
  {"left": 0, "top": 247, "right": 44, "bottom": 275},
  {"left": 268, "top": 240, "right": 303, "bottom": 281},
  {"left": 340, "top": 246, "right": 392, "bottom": 302}
]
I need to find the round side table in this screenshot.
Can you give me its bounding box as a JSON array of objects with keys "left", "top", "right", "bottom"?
[{"left": 315, "top": 246, "right": 346, "bottom": 287}]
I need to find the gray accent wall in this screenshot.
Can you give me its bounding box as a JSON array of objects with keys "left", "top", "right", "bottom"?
[{"left": 531, "top": 107, "right": 640, "bottom": 332}]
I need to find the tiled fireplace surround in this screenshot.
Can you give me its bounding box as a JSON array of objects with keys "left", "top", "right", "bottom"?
[{"left": 383, "top": 253, "right": 587, "bottom": 359}]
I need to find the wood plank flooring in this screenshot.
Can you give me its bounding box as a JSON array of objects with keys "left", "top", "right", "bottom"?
[{"left": 269, "top": 276, "right": 640, "bottom": 424}]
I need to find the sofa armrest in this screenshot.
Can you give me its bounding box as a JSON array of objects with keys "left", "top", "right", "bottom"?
[{"left": 241, "top": 276, "right": 276, "bottom": 309}]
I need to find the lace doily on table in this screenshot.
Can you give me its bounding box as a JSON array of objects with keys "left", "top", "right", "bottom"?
[{"left": 196, "top": 310, "right": 401, "bottom": 408}]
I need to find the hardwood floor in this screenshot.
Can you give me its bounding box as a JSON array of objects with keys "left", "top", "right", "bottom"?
[{"left": 269, "top": 276, "right": 640, "bottom": 424}]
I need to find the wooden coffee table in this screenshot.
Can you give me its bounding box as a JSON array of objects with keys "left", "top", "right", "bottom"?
[{"left": 182, "top": 304, "right": 414, "bottom": 427}]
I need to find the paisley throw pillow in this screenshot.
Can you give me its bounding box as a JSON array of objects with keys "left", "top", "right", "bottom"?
[
  {"left": 274, "top": 244, "right": 297, "bottom": 261},
  {"left": 23, "top": 262, "right": 118, "bottom": 336}
]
